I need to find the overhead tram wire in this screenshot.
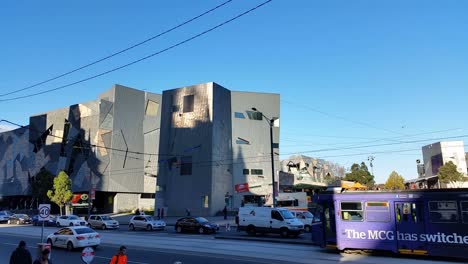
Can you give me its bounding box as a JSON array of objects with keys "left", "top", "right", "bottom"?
[
  {"left": 0, "top": 0, "right": 273, "bottom": 102},
  {"left": 281, "top": 99, "right": 408, "bottom": 138},
  {"left": 3, "top": 119, "right": 468, "bottom": 170},
  {"left": 0, "top": 0, "right": 235, "bottom": 98}
]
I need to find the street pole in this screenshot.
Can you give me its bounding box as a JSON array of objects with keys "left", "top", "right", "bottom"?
[
  {"left": 251, "top": 107, "right": 276, "bottom": 208},
  {"left": 269, "top": 119, "right": 276, "bottom": 208}
]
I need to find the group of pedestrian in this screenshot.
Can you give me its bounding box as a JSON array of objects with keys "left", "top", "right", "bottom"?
[
  {"left": 9, "top": 240, "right": 128, "bottom": 264},
  {"left": 9, "top": 240, "right": 51, "bottom": 264}
]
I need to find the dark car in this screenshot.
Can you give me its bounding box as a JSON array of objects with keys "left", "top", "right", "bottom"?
[
  {"left": 8, "top": 214, "right": 32, "bottom": 225},
  {"left": 32, "top": 215, "right": 57, "bottom": 226},
  {"left": 175, "top": 217, "right": 219, "bottom": 234}
]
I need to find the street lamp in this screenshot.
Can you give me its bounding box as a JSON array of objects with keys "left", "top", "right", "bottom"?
[{"left": 251, "top": 107, "right": 278, "bottom": 208}]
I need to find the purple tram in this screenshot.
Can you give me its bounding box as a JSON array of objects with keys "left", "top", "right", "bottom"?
[{"left": 311, "top": 188, "right": 468, "bottom": 259}]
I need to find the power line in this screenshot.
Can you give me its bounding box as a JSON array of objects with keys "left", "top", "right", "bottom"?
[
  {"left": 281, "top": 99, "right": 408, "bottom": 137},
  {"left": 0, "top": 0, "right": 235, "bottom": 98},
  {"left": 280, "top": 134, "right": 468, "bottom": 156},
  {"left": 0, "top": 0, "right": 273, "bottom": 102}
]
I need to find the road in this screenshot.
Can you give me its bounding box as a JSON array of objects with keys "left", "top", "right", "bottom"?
[{"left": 0, "top": 224, "right": 463, "bottom": 264}]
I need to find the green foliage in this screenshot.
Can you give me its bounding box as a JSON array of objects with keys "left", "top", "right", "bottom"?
[
  {"left": 384, "top": 171, "right": 405, "bottom": 190},
  {"left": 31, "top": 168, "right": 55, "bottom": 203},
  {"left": 47, "top": 171, "right": 73, "bottom": 215},
  {"left": 344, "top": 162, "right": 375, "bottom": 187},
  {"left": 438, "top": 161, "right": 464, "bottom": 184}
]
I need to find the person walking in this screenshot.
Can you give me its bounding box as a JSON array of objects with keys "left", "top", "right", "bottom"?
[
  {"left": 223, "top": 206, "right": 228, "bottom": 220},
  {"left": 109, "top": 246, "right": 128, "bottom": 264},
  {"left": 10, "top": 240, "right": 32, "bottom": 264},
  {"left": 33, "top": 248, "right": 52, "bottom": 264}
]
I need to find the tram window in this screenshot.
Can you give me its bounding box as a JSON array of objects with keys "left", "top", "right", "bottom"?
[
  {"left": 428, "top": 201, "right": 458, "bottom": 223},
  {"left": 396, "top": 206, "right": 401, "bottom": 222},
  {"left": 365, "top": 201, "right": 390, "bottom": 222},
  {"left": 341, "top": 202, "right": 363, "bottom": 221},
  {"left": 462, "top": 202, "right": 468, "bottom": 224},
  {"left": 412, "top": 203, "right": 424, "bottom": 223}
]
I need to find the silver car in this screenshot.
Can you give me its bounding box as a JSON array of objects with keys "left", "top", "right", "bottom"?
[
  {"left": 88, "top": 215, "right": 119, "bottom": 230},
  {"left": 0, "top": 211, "right": 13, "bottom": 223},
  {"left": 129, "top": 215, "right": 166, "bottom": 231}
]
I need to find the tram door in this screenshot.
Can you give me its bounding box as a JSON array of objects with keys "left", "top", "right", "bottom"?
[
  {"left": 395, "top": 202, "right": 426, "bottom": 252},
  {"left": 323, "top": 201, "right": 337, "bottom": 246}
]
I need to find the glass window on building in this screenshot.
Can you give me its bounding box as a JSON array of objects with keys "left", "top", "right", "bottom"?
[
  {"left": 246, "top": 111, "right": 262, "bottom": 121},
  {"left": 234, "top": 112, "right": 245, "bottom": 119}
]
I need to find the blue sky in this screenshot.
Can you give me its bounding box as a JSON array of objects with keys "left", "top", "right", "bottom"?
[{"left": 1, "top": 0, "right": 467, "bottom": 183}]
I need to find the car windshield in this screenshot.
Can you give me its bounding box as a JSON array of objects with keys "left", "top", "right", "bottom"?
[
  {"left": 195, "top": 217, "right": 209, "bottom": 224},
  {"left": 145, "top": 216, "right": 155, "bottom": 221},
  {"left": 302, "top": 212, "right": 314, "bottom": 218},
  {"left": 18, "top": 214, "right": 28, "bottom": 218},
  {"left": 101, "top": 216, "right": 112, "bottom": 220},
  {"left": 279, "top": 210, "right": 295, "bottom": 219},
  {"left": 69, "top": 215, "right": 79, "bottom": 220},
  {"left": 75, "top": 228, "right": 95, "bottom": 234}
]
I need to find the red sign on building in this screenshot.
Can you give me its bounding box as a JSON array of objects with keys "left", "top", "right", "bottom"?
[{"left": 235, "top": 183, "right": 249, "bottom": 193}]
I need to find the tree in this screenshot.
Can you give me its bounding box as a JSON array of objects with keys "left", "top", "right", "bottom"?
[
  {"left": 384, "top": 171, "right": 405, "bottom": 190},
  {"left": 438, "top": 161, "right": 464, "bottom": 185},
  {"left": 31, "top": 168, "right": 55, "bottom": 204},
  {"left": 344, "top": 162, "right": 375, "bottom": 187},
  {"left": 47, "top": 171, "right": 73, "bottom": 215}
]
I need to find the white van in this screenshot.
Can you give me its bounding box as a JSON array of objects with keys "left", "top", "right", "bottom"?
[{"left": 237, "top": 207, "right": 304, "bottom": 237}]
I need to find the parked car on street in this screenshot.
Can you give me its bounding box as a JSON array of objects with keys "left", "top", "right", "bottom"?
[
  {"left": 8, "top": 214, "right": 32, "bottom": 225},
  {"left": 46, "top": 226, "right": 100, "bottom": 251},
  {"left": 289, "top": 211, "right": 318, "bottom": 232},
  {"left": 88, "top": 215, "right": 119, "bottom": 230},
  {"left": 175, "top": 217, "right": 219, "bottom": 234},
  {"left": 32, "top": 215, "right": 57, "bottom": 226},
  {"left": 0, "top": 211, "right": 13, "bottom": 223},
  {"left": 56, "top": 215, "right": 87, "bottom": 227},
  {"left": 129, "top": 215, "right": 165, "bottom": 231}
]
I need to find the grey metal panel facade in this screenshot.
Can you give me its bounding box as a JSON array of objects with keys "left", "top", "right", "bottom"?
[
  {"left": 0, "top": 84, "right": 162, "bottom": 213},
  {"left": 230, "top": 91, "right": 280, "bottom": 207},
  {"left": 106, "top": 85, "right": 145, "bottom": 193},
  {"left": 157, "top": 83, "right": 280, "bottom": 215},
  {"left": 157, "top": 83, "right": 215, "bottom": 216}
]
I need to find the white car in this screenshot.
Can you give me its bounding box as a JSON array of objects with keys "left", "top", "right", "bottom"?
[
  {"left": 47, "top": 226, "right": 100, "bottom": 251},
  {"left": 129, "top": 215, "right": 166, "bottom": 231},
  {"left": 56, "top": 215, "right": 87, "bottom": 227},
  {"left": 290, "top": 211, "right": 318, "bottom": 232},
  {"left": 88, "top": 215, "right": 119, "bottom": 230},
  {"left": 0, "top": 211, "right": 13, "bottom": 223}
]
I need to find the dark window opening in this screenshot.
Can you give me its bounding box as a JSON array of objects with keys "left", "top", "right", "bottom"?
[
  {"left": 183, "top": 95, "right": 194, "bottom": 113},
  {"left": 180, "top": 156, "right": 192, "bottom": 175},
  {"left": 243, "top": 169, "right": 249, "bottom": 175},
  {"left": 251, "top": 169, "right": 263, "bottom": 175}
]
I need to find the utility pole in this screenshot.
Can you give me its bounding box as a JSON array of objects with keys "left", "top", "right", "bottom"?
[
  {"left": 252, "top": 107, "right": 277, "bottom": 208},
  {"left": 368, "top": 155, "right": 375, "bottom": 177}
]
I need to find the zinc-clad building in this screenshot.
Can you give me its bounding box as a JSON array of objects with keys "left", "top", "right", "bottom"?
[{"left": 156, "top": 82, "right": 280, "bottom": 216}]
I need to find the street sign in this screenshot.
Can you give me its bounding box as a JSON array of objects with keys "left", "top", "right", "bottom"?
[
  {"left": 81, "top": 247, "right": 94, "bottom": 264},
  {"left": 38, "top": 204, "right": 51, "bottom": 221}
]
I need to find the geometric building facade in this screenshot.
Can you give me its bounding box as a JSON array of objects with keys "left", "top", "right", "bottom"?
[
  {"left": 0, "top": 84, "right": 161, "bottom": 213},
  {"left": 156, "top": 82, "right": 280, "bottom": 216}
]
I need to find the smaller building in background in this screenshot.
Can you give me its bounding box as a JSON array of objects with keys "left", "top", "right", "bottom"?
[{"left": 407, "top": 141, "right": 467, "bottom": 189}]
